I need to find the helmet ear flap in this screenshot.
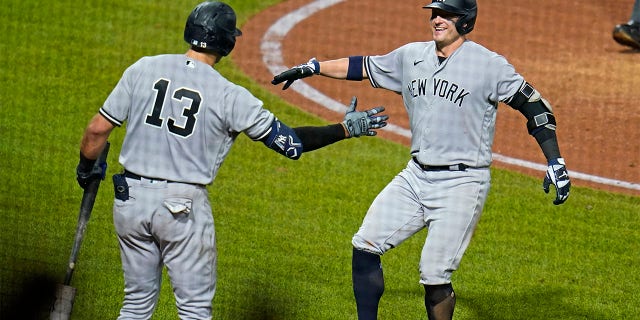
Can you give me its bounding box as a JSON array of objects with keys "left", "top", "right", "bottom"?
[
  {"left": 454, "top": 9, "right": 476, "bottom": 34},
  {"left": 424, "top": 0, "right": 477, "bottom": 35},
  {"left": 455, "top": 16, "right": 469, "bottom": 35}
]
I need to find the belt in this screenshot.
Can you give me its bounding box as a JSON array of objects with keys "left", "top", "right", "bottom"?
[
  {"left": 124, "top": 171, "right": 204, "bottom": 187},
  {"left": 412, "top": 157, "right": 468, "bottom": 171}
]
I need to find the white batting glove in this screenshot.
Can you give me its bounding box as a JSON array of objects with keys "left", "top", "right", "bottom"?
[{"left": 543, "top": 158, "right": 571, "bottom": 205}]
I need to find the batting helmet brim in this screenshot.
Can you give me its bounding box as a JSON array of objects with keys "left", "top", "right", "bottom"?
[{"left": 422, "top": 3, "right": 466, "bottom": 15}]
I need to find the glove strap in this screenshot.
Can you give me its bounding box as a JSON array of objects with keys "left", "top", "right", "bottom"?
[
  {"left": 548, "top": 157, "right": 565, "bottom": 166},
  {"left": 311, "top": 58, "right": 320, "bottom": 74}
]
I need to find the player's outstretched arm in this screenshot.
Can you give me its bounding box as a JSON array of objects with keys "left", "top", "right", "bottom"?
[
  {"left": 272, "top": 57, "right": 363, "bottom": 90},
  {"left": 505, "top": 81, "right": 570, "bottom": 205},
  {"left": 257, "top": 96, "right": 388, "bottom": 159}
]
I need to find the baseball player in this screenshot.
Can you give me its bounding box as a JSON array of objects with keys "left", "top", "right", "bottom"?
[
  {"left": 613, "top": 0, "right": 640, "bottom": 49},
  {"left": 75, "top": 1, "right": 388, "bottom": 319},
  {"left": 272, "top": 0, "right": 571, "bottom": 319}
]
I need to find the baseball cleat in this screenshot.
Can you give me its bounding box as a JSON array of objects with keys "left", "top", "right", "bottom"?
[{"left": 612, "top": 22, "right": 640, "bottom": 50}]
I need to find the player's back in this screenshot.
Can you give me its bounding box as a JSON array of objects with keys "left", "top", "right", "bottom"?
[{"left": 111, "top": 54, "right": 269, "bottom": 185}]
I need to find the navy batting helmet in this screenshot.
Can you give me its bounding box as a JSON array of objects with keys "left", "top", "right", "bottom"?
[
  {"left": 423, "top": 0, "right": 477, "bottom": 35},
  {"left": 184, "top": 1, "right": 242, "bottom": 56}
]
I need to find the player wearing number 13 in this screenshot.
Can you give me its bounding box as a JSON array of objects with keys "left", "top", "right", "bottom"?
[
  {"left": 75, "top": 1, "right": 387, "bottom": 319},
  {"left": 272, "top": 0, "right": 570, "bottom": 319}
]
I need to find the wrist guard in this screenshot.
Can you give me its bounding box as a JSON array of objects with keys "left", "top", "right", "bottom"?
[{"left": 259, "top": 119, "right": 303, "bottom": 160}]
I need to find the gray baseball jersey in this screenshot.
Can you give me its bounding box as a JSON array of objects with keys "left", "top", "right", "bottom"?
[
  {"left": 100, "top": 54, "right": 275, "bottom": 185},
  {"left": 364, "top": 40, "right": 524, "bottom": 168},
  {"left": 99, "top": 54, "right": 276, "bottom": 318},
  {"left": 352, "top": 40, "right": 525, "bottom": 285}
]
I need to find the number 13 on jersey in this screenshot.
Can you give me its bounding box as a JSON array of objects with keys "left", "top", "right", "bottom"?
[{"left": 145, "top": 78, "right": 202, "bottom": 138}]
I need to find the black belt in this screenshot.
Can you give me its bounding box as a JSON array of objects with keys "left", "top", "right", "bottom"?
[
  {"left": 412, "top": 157, "right": 468, "bottom": 171},
  {"left": 124, "top": 171, "right": 204, "bottom": 187}
]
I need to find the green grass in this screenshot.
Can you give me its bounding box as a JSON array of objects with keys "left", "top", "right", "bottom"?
[{"left": 1, "top": 0, "right": 639, "bottom": 319}]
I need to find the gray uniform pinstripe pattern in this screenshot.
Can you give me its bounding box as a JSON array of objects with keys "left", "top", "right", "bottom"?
[
  {"left": 352, "top": 40, "right": 522, "bottom": 284},
  {"left": 100, "top": 54, "right": 274, "bottom": 318},
  {"left": 352, "top": 160, "right": 490, "bottom": 284},
  {"left": 114, "top": 179, "right": 213, "bottom": 319},
  {"left": 364, "top": 41, "right": 523, "bottom": 168},
  {"left": 101, "top": 54, "right": 274, "bottom": 185}
]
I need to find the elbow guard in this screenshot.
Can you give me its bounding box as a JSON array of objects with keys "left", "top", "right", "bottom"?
[
  {"left": 506, "top": 81, "right": 556, "bottom": 135},
  {"left": 259, "top": 119, "right": 303, "bottom": 160}
]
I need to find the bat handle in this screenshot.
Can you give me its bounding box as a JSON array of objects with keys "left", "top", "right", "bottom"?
[{"left": 63, "top": 264, "right": 75, "bottom": 286}]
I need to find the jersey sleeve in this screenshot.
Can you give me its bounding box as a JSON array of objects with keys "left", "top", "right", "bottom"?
[
  {"left": 486, "top": 55, "right": 524, "bottom": 103},
  {"left": 364, "top": 46, "right": 405, "bottom": 93},
  {"left": 225, "top": 85, "right": 275, "bottom": 139},
  {"left": 99, "top": 59, "right": 143, "bottom": 126}
]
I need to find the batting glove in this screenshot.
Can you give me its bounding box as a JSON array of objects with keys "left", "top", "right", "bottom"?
[
  {"left": 271, "top": 58, "right": 320, "bottom": 90},
  {"left": 76, "top": 154, "right": 107, "bottom": 190},
  {"left": 543, "top": 157, "right": 570, "bottom": 205},
  {"left": 342, "top": 96, "right": 388, "bottom": 137}
]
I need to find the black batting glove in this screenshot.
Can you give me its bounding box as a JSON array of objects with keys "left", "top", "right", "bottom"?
[
  {"left": 342, "top": 96, "right": 388, "bottom": 137},
  {"left": 543, "top": 157, "right": 570, "bottom": 205},
  {"left": 271, "top": 58, "right": 320, "bottom": 90},
  {"left": 76, "top": 153, "right": 107, "bottom": 190}
]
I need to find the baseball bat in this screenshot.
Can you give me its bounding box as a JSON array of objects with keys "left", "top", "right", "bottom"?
[{"left": 50, "top": 142, "right": 110, "bottom": 320}]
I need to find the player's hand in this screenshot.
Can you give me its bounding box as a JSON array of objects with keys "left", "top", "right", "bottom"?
[
  {"left": 543, "top": 157, "right": 570, "bottom": 205},
  {"left": 76, "top": 157, "right": 107, "bottom": 190},
  {"left": 271, "top": 58, "right": 320, "bottom": 90},
  {"left": 342, "top": 96, "right": 388, "bottom": 138}
]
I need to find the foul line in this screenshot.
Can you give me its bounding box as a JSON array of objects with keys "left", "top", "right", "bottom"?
[{"left": 260, "top": 0, "right": 640, "bottom": 192}]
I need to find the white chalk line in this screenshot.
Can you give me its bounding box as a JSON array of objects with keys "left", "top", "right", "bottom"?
[{"left": 259, "top": 0, "right": 640, "bottom": 192}]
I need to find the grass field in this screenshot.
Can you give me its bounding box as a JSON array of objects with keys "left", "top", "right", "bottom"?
[{"left": 1, "top": 0, "right": 639, "bottom": 319}]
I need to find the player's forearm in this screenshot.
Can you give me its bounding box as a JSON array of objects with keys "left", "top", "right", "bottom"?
[
  {"left": 294, "top": 124, "right": 347, "bottom": 152},
  {"left": 80, "top": 114, "right": 114, "bottom": 159},
  {"left": 534, "top": 131, "right": 562, "bottom": 161},
  {"left": 318, "top": 58, "right": 350, "bottom": 79},
  {"left": 319, "top": 57, "right": 368, "bottom": 80}
]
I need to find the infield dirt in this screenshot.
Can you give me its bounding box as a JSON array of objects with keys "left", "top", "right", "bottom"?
[{"left": 234, "top": 0, "right": 640, "bottom": 195}]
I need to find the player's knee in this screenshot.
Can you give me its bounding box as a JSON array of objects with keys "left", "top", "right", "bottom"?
[
  {"left": 351, "top": 234, "right": 385, "bottom": 255},
  {"left": 352, "top": 247, "right": 382, "bottom": 274},
  {"left": 419, "top": 266, "right": 454, "bottom": 286},
  {"left": 119, "top": 286, "right": 159, "bottom": 319},
  {"left": 424, "top": 283, "right": 454, "bottom": 305}
]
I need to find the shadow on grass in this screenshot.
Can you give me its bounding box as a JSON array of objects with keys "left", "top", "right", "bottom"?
[
  {"left": 1, "top": 272, "right": 58, "bottom": 320},
  {"left": 225, "top": 283, "right": 300, "bottom": 320},
  {"left": 380, "top": 286, "right": 612, "bottom": 319}
]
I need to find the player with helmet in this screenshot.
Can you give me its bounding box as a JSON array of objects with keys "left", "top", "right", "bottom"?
[
  {"left": 272, "top": 0, "right": 571, "bottom": 319},
  {"left": 75, "top": 1, "right": 388, "bottom": 318}
]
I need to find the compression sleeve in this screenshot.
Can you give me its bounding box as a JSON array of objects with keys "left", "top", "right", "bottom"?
[
  {"left": 293, "top": 124, "right": 347, "bottom": 152},
  {"left": 258, "top": 120, "right": 347, "bottom": 159}
]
